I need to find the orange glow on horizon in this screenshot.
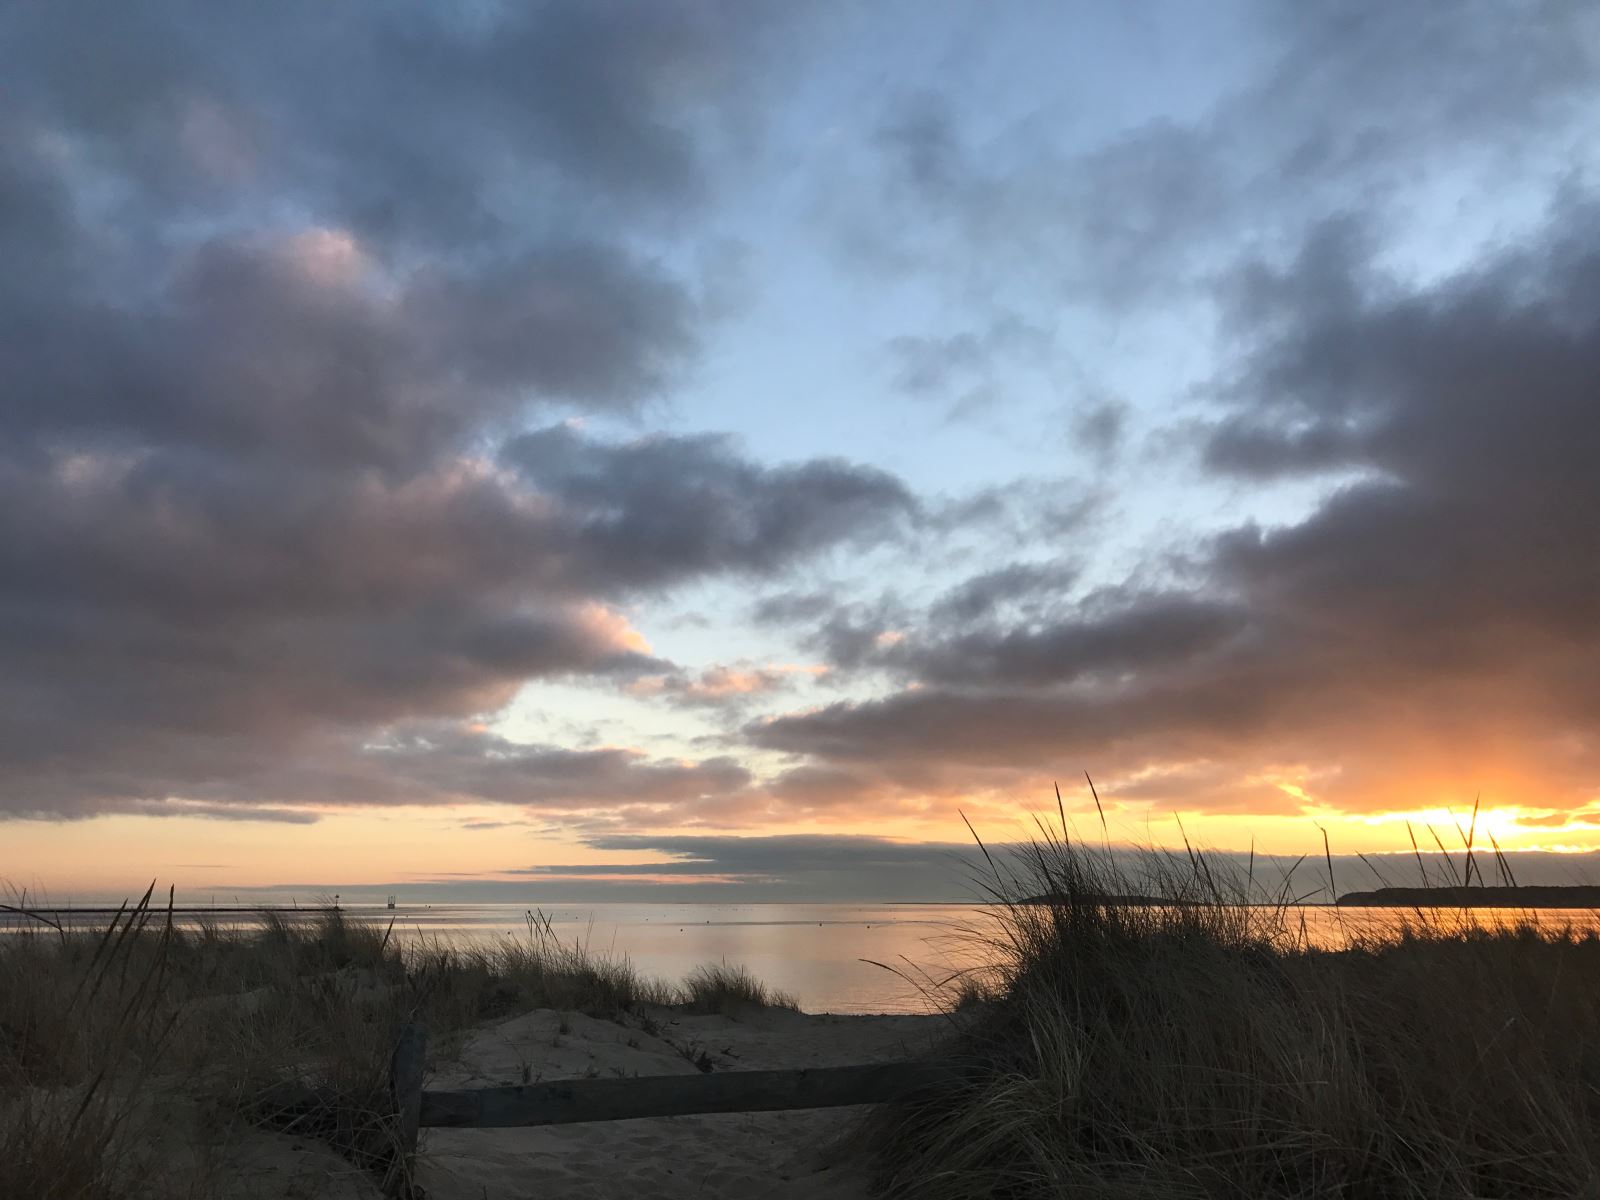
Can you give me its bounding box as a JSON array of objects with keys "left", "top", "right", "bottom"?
[{"left": 10, "top": 778, "right": 1600, "bottom": 900}]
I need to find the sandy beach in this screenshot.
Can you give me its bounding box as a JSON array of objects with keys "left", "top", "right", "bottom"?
[
  {"left": 188, "top": 1003, "right": 943, "bottom": 1200},
  {"left": 418, "top": 1006, "right": 943, "bottom": 1200}
]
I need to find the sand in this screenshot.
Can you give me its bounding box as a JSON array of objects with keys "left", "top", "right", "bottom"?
[
  {"left": 188, "top": 1001, "right": 943, "bottom": 1198},
  {"left": 416, "top": 1006, "right": 945, "bottom": 1200}
]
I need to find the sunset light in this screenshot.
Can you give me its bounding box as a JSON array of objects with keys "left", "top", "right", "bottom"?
[
  {"left": 6, "top": 5, "right": 1599, "bottom": 905},
  {"left": 7, "top": 6, "right": 1600, "bottom": 1196}
]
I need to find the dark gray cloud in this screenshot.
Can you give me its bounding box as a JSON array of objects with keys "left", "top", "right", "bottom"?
[
  {"left": 8, "top": 0, "right": 1598, "bottom": 852},
  {"left": 756, "top": 561, "right": 1180, "bottom": 685},
  {"left": 335, "top": 727, "right": 755, "bottom": 812},
  {"left": 402, "top": 245, "right": 697, "bottom": 408},
  {"left": 804, "top": 600, "right": 913, "bottom": 672},
  {"left": 504, "top": 428, "right": 917, "bottom": 589},
  {"left": 131, "top": 802, "right": 321, "bottom": 826},
  {"left": 205, "top": 837, "right": 1600, "bottom": 903},
  {"left": 546, "top": 832, "right": 973, "bottom": 873},
  {"left": 5, "top": 722, "right": 754, "bottom": 824},
  {"left": 509, "top": 833, "right": 987, "bottom": 901},
  {"left": 3, "top": 230, "right": 696, "bottom": 468},
  {"left": 1209, "top": 202, "right": 1600, "bottom": 651},
  {"left": 0, "top": 3, "right": 911, "bottom": 820},
  {"left": 1, "top": 2, "right": 786, "bottom": 244},
  {"left": 486, "top": 834, "right": 1600, "bottom": 903},
  {"left": 927, "top": 562, "right": 1080, "bottom": 625},
  {"left": 0, "top": 415, "right": 909, "bottom": 816},
  {"left": 892, "top": 593, "right": 1248, "bottom": 688},
  {"left": 754, "top": 200, "right": 1600, "bottom": 819},
  {"left": 757, "top": 688, "right": 1222, "bottom": 771},
  {"left": 751, "top": 589, "right": 842, "bottom": 627}
]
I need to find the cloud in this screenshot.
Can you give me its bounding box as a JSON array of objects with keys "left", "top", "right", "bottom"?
[
  {"left": 129, "top": 801, "right": 321, "bottom": 825},
  {"left": 804, "top": 601, "right": 915, "bottom": 672},
  {"left": 1, "top": 3, "right": 791, "bottom": 243},
  {"left": 4, "top": 721, "right": 755, "bottom": 824},
  {"left": 752, "top": 200, "right": 1600, "bottom": 820},
  {"left": 852, "top": 3, "right": 1600, "bottom": 308},
  {"left": 5, "top": 228, "right": 697, "bottom": 469},
  {"left": 1071, "top": 401, "right": 1128, "bottom": 459},
  {"left": 886, "top": 314, "right": 1052, "bottom": 397},
  {"left": 490, "top": 833, "right": 1600, "bottom": 903},
  {"left": 347, "top": 727, "right": 756, "bottom": 812},
  {"left": 503, "top": 427, "right": 917, "bottom": 589},
  {"left": 760, "top": 566, "right": 1230, "bottom": 690},
  {"left": 0, "top": 4, "right": 912, "bottom": 821},
  {"left": 928, "top": 562, "right": 1080, "bottom": 625},
  {"left": 912, "top": 588, "right": 1242, "bottom": 688},
  {"left": 401, "top": 244, "right": 698, "bottom": 408},
  {"left": 181, "top": 827, "right": 1600, "bottom": 902},
  {"left": 1513, "top": 812, "right": 1600, "bottom": 831},
  {"left": 7, "top": 1, "right": 1598, "bottom": 849},
  {"left": 750, "top": 590, "right": 843, "bottom": 627},
  {"left": 625, "top": 663, "right": 826, "bottom": 708},
  {"left": 506, "top": 832, "right": 987, "bottom": 901},
  {"left": 1208, "top": 202, "right": 1600, "bottom": 656}
]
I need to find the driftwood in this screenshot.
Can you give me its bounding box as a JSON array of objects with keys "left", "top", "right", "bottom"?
[{"left": 420, "top": 1060, "right": 954, "bottom": 1129}]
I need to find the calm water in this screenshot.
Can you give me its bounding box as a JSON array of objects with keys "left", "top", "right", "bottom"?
[
  {"left": 2, "top": 901, "right": 986, "bottom": 1013},
  {"left": 10, "top": 901, "right": 1600, "bottom": 1014},
  {"left": 386, "top": 902, "right": 983, "bottom": 1014}
]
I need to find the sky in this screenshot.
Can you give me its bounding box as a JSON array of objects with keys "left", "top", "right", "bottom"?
[{"left": 5, "top": 1, "right": 1600, "bottom": 903}]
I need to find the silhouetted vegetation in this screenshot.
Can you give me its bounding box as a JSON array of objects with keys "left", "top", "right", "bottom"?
[
  {"left": 1338, "top": 884, "right": 1600, "bottom": 907},
  {"left": 0, "top": 892, "right": 792, "bottom": 1197},
  {"left": 683, "top": 962, "right": 799, "bottom": 1017},
  {"left": 868, "top": 819, "right": 1600, "bottom": 1198}
]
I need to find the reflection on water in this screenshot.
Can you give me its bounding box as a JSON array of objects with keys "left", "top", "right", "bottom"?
[
  {"left": 1282, "top": 904, "right": 1600, "bottom": 949},
  {"left": 9, "top": 902, "right": 1600, "bottom": 1014},
  {"left": 387, "top": 902, "right": 986, "bottom": 1014}
]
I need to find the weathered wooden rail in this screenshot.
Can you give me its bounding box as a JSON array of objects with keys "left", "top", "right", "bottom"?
[
  {"left": 421, "top": 1059, "right": 953, "bottom": 1128},
  {"left": 383, "top": 1024, "right": 949, "bottom": 1196}
]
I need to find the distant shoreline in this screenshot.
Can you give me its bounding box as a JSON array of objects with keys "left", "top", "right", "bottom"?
[
  {"left": 13, "top": 892, "right": 1600, "bottom": 916},
  {"left": 4, "top": 906, "right": 341, "bottom": 917},
  {"left": 1337, "top": 886, "right": 1600, "bottom": 908},
  {"left": 1018, "top": 893, "right": 1194, "bottom": 907}
]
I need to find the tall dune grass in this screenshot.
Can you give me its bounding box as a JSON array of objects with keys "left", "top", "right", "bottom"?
[
  {"left": 0, "top": 893, "right": 788, "bottom": 1197},
  {"left": 868, "top": 823, "right": 1600, "bottom": 1198},
  {"left": 0, "top": 887, "right": 180, "bottom": 1199},
  {"left": 684, "top": 961, "right": 799, "bottom": 1016}
]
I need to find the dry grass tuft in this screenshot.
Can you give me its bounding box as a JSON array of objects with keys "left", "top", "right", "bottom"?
[
  {"left": 2, "top": 894, "right": 796, "bottom": 1196},
  {"left": 1, "top": 886, "right": 182, "bottom": 1198},
  {"left": 867, "top": 818, "right": 1600, "bottom": 1199},
  {"left": 682, "top": 962, "right": 799, "bottom": 1018}
]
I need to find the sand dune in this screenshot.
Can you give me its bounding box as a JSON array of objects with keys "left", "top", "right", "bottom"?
[{"left": 418, "top": 1006, "right": 943, "bottom": 1200}]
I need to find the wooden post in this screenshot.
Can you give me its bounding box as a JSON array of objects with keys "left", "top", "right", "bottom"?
[
  {"left": 385, "top": 1023, "right": 426, "bottom": 1198},
  {"left": 419, "top": 1059, "right": 954, "bottom": 1129}
]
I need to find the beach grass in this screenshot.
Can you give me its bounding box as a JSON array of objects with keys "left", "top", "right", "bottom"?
[
  {"left": 867, "top": 823, "right": 1600, "bottom": 1199},
  {"left": 0, "top": 891, "right": 793, "bottom": 1197},
  {"left": 16, "top": 833, "right": 1600, "bottom": 1199},
  {"left": 683, "top": 962, "right": 800, "bottom": 1017}
]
